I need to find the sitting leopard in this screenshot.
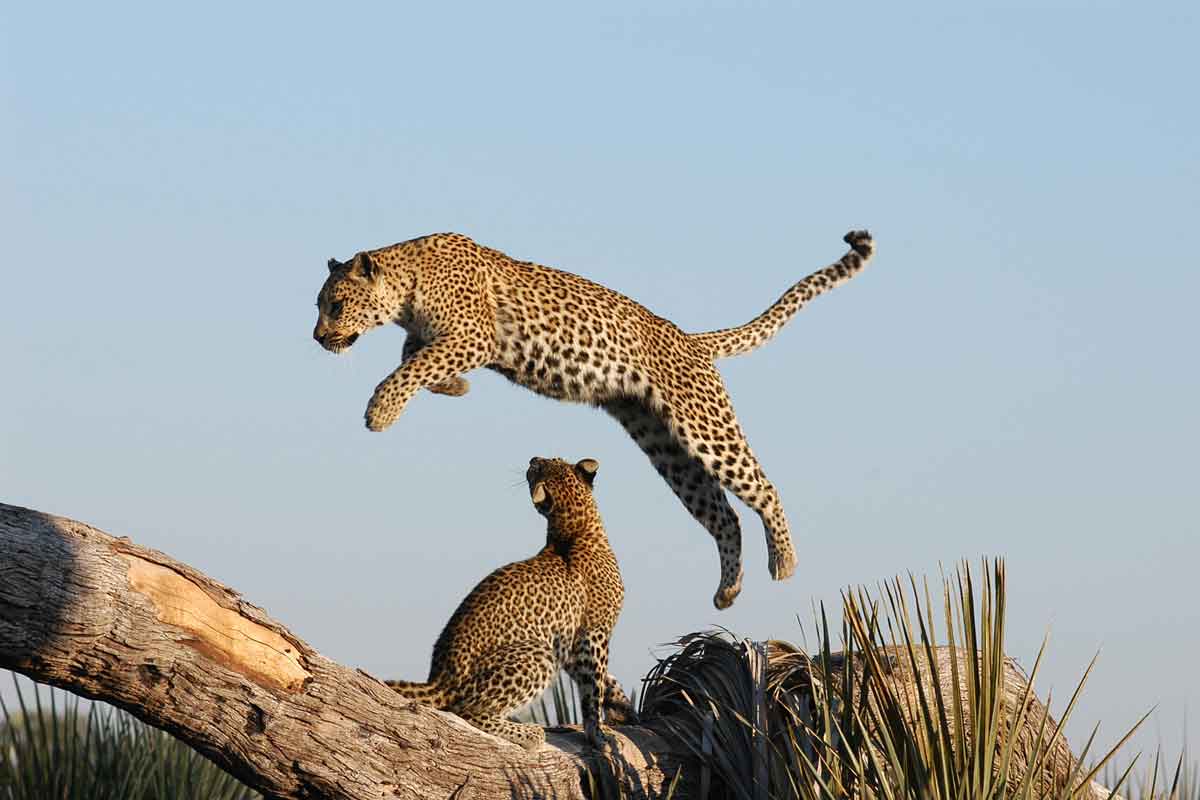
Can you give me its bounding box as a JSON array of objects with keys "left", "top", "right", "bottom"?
[
  {"left": 313, "top": 230, "right": 875, "bottom": 608},
  {"left": 385, "top": 456, "right": 636, "bottom": 749}
]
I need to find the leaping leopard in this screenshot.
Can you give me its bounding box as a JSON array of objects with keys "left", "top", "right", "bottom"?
[{"left": 313, "top": 230, "right": 875, "bottom": 608}]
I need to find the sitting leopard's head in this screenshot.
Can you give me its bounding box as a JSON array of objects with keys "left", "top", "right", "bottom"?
[
  {"left": 313, "top": 251, "right": 400, "bottom": 354},
  {"left": 527, "top": 457, "right": 600, "bottom": 519}
]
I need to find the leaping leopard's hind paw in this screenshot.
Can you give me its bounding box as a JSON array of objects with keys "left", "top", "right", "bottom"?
[
  {"left": 843, "top": 229, "right": 874, "bottom": 259},
  {"left": 713, "top": 568, "right": 744, "bottom": 610}
]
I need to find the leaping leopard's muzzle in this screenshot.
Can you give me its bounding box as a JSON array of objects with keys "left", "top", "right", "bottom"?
[{"left": 313, "top": 328, "right": 359, "bottom": 352}]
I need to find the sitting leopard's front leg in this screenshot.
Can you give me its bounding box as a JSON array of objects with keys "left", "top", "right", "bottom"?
[
  {"left": 566, "top": 630, "right": 618, "bottom": 749},
  {"left": 403, "top": 334, "right": 470, "bottom": 397},
  {"left": 366, "top": 334, "right": 493, "bottom": 431}
]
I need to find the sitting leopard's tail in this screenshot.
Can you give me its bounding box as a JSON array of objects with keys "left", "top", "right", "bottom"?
[
  {"left": 385, "top": 678, "right": 451, "bottom": 708},
  {"left": 690, "top": 230, "right": 875, "bottom": 360}
]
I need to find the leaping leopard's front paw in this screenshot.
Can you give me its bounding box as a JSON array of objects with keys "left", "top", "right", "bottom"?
[
  {"left": 843, "top": 229, "right": 874, "bottom": 259},
  {"left": 427, "top": 376, "right": 470, "bottom": 397},
  {"left": 364, "top": 394, "right": 400, "bottom": 432}
]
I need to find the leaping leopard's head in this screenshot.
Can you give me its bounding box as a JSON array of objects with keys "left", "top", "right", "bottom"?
[
  {"left": 313, "top": 252, "right": 398, "bottom": 354},
  {"left": 527, "top": 457, "right": 600, "bottom": 519}
]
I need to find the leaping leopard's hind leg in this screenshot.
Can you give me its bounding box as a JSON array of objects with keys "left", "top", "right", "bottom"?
[
  {"left": 605, "top": 397, "right": 745, "bottom": 609},
  {"left": 649, "top": 367, "right": 798, "bottom": 584},
  {"left": 403, "top": 334, "right": 471, "bottom": 396},
  {"left": 366, "top": 333, "right": 492, "bottom": 431},
  {"left": 448, "top": 641, "right": 558, "bottom": 750}
]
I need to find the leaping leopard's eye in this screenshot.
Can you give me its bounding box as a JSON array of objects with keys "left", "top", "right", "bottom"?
[{"left": 329, "top": 301, "right": 344, "bottom": 318}]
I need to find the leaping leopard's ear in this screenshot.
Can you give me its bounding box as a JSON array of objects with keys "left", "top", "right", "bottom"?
[
  {"left": 531, "top": 481, "right": 553, "bottom": 513},
  {"left": 350, "top": 251, "right": 377, "bottom": 282},
  {"left": 327, "top": 257, "right": 341, "bottom": 273},
  {"left": 574, "top": 458, "right": 600, "bottom": 487}
]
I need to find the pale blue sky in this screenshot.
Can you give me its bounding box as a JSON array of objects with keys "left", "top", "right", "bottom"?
[{"left": 3, "top": 1, "right": 1197, "bottom": 765}]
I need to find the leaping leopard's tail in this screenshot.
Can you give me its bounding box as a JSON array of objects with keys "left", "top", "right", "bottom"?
[
  {"left": 691, "top": 230, "right": 874, "bottom": 360},
  {"left": 385, "top": 678, "right": 451, "bottom": 708}
]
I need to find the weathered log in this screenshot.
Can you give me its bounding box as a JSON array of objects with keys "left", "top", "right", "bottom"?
[{"left": 0, "top": 502, "right": 692, "bottom": 799}]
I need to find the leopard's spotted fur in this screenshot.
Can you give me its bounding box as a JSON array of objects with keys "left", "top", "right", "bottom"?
[
  {"left": 314, "top": 230, "right": 875, "bottom": 607},
  {"left": 385, "top": 457, "right": 635, "bottom": 750}
]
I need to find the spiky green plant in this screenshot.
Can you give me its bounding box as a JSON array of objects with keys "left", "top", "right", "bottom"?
[
  {"left": 0, "top": 676, "right": 258, "bottom": 800},
  {"left": 1103, "top": 749, "right": 1198, "bottom": 800},
  {"left": 639, "top": 560, "right": 1147, "bottom": 800}
]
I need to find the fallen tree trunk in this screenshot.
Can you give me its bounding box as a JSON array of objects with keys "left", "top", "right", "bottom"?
[{"left": 0, "top": 502, "right": 691, "bottom": 799}]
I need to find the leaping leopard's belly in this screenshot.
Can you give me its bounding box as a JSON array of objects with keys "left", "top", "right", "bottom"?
[
  {"left": 488, "top": 338, "right": 645, "bottom": 403},
  {"left": 487, "top": 277, "right": 701, "bottom": 405}
]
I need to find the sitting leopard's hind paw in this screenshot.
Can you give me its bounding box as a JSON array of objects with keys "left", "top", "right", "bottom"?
[{"left": 604, "top": 703, "right": 640, "bottom": 727}]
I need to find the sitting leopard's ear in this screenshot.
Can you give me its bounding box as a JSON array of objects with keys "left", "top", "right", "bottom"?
[
  {"left": 327, "top": 257, "right": 341, "bottom": 273},
  {"left": 574, "top": 458, "right": 599, "bottom": 487},
  {"left": 350, "top": 251, "right": 377, "bottom": 282},
  {"left": 531, "top": 481, "right": 553, "bottom": 513}
]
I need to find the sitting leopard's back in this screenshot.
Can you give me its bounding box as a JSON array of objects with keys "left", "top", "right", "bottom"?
[{"left": 426, "top": 554, "right": 586, "bottom": 685}]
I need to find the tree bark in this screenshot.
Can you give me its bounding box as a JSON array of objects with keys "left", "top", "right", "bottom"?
[{"left": 0, "top": 502, "right": 692, "bottom": 800}]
